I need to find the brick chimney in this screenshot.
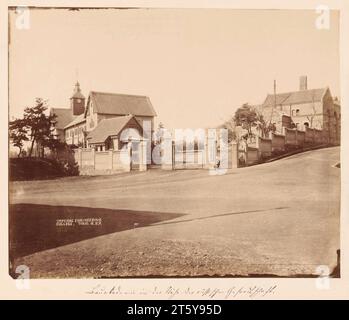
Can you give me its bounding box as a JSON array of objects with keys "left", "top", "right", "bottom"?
[{"left": 299, "top": 76, "right": 308, "bottom": 91}]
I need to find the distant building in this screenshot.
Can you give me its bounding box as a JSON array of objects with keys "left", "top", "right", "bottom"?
[
  {"left": 51, "top": 82, "right": 157, "bottom": 150},
  {"left": 258, "top": 76, "right": 340, "bottom": 145}
]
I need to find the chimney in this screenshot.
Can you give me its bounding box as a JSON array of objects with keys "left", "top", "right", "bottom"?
[{"left": 299, "top": 76, "right": 308, "bottom": 91}]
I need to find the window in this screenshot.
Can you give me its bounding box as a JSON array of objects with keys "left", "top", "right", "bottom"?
[{"left": 292, "top": 109, "right": 300, "bottom": 116}]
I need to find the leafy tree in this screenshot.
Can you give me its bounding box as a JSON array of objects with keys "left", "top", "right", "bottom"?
[
  {"left": 234, "top": 103, "right": 258, "bottom": 140},
  {"left": 233, "top": 104, "right": 277, "bottom": 140},
  {"left": 9, "top": 118, "right": 29, "bottom": 157},
  {"left": 9, "top": 98, "right": 57, "bottom": 158},
  {"left": 23, "top": 98, "right": 57, "bottom": 157}
]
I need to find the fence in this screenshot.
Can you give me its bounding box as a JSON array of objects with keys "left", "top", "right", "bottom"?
[
  {"left": 161, "top": 125, "right": 329, "bottom": 170},
  {"left": 74, "top": 141, "right": 147, "bottom": 175},
  {"left": 73, "top": 127, "right": 329, "bottom": 174},
  {"left": 256, "top": 137, "right": 272, "bottom": 159},
  {"left": 235, "top": 126, "right": 328, "bottom": 167}
]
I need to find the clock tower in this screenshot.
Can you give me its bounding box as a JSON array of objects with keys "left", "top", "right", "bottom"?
[{"left": 70, "top": 81, "right": 85, "bottom": 115}]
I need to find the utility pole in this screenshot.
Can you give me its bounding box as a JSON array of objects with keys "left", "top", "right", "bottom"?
[{"left": 269, "top": 79, "right": 276, "bottom": 125}]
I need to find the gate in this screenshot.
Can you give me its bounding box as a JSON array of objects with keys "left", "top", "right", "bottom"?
[{"left": 173, "top": 149, "right": 204, "bottom": 170}]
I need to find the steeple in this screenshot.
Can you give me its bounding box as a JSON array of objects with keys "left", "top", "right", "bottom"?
[{"left": 70, "top": 81, "right": 85, "bottom": 115}]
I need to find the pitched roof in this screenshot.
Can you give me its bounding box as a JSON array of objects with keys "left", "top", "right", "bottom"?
[
  {"left": 263, "top": 88, "right": 327, "bottom": 107},
  {"left": 50, "top": 108, "right": 74, "bottom": 130},
  {"left": 89, "top": 91, "right": 157, "bottom": 117},
  {"left": 64, "top": 114, "right": 86, "bottom": 129},
  {"left": 86, "top": 115, "right": 139, "bottom": 144}
]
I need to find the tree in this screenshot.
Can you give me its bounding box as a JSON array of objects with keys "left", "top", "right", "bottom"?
[
  {"left": 234, "top": 103, "right": 258, "bottom": 140},
  {"left": 306, "top": 96, "right": 321, "bottom": 129},
  {"left": 9, "top": 98, "right": 57, "bottom": 158},
  {"left": 219, "top": 118, "right": 238, "bottom": 142},
  {"left": 154, "top": 122, "right": 166, "bottom": 145},
  {"left": 9, "top": 118, "right": 29, "bottom": 157},
  {"left": 23, "top": 98, "right": 57, "bottom": 157},
  {"left": 255, "top": 110, "right": 276, "bottom": 138}
]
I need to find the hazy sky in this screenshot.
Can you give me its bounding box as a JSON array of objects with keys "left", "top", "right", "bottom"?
[{"left": 9, "top": 8, "right": 340, "bottom": 129}]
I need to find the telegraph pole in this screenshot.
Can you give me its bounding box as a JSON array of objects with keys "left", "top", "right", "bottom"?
[{"left": 269, "top": 79, "right": 276, "bottom": 125}]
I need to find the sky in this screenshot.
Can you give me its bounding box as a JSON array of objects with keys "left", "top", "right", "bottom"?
[{"left": 9, "top": 8, "right": 340, "bottom": 129}]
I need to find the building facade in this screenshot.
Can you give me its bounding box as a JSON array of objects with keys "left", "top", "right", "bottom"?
[
  {"left": 258, "top": 76, "right": 340, "bottom": 145},
  {"left": 51, "top": 82, "right": 157, "bottom": 150}
]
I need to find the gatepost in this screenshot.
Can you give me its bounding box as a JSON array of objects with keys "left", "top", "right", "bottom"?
[
  {"left": 139, "top": 140, "right": 147, "bottom": 171},
  {"left": 230, "top": 141, "right": 238, "bottom": 169},
  {"left": 161, "top": 136, "right": 173, "bottom": 170}
]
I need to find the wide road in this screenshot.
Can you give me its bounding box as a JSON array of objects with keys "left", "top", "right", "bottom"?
[{"left": 10, "top": 147, "right": 340, "bottom": 277}]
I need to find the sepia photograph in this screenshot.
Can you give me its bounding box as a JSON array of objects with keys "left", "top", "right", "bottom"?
[{"left": 7, "top": 4, "right": 342, "bottom": 284}]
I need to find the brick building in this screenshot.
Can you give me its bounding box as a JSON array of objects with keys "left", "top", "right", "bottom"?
[{"left": 258, "top": 76, "right": 340, "bottom": 145}]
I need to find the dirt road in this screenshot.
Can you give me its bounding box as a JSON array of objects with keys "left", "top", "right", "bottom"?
[{"left": 10, "top": 147, "right": 340, "bottom": 278}]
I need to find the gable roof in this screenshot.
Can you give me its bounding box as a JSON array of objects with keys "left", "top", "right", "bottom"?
[
  {"left": 88, "top": 91, "right": 157, "bottom": 117},
  {"left": 86, "top": 115, "right": 141, "bottom": 144},
  {"left": 50, "top": 108, "right": 74, "bottom": 130},
  {"left": 263, "top": 88, "right": 328, "bottom": 107},
  {"left": 64, "top": 113, "right": 86, "bottom": 129}
]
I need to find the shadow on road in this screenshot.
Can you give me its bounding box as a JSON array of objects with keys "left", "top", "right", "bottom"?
[
  {"left": 9, "top": 203, "right": 185, "bottom": 259},
  {"left": 153, "top": 207, "right": 289, "bottom": 227}
]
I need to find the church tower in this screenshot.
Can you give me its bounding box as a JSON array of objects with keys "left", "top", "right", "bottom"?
[{"left": 70, "top": 81, "right": 85, "bottom": 115}]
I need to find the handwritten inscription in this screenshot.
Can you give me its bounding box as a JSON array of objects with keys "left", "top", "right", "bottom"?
[{"left": 86, "top": 284, "right": 277, "bottom": 299}]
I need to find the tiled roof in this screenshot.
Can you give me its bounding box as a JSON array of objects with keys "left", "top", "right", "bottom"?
[
  {"left": 263, "top": 88, "right": 327, "bottom": 107},
  {"left": 86, "top": 115, "right": 138, "bottom": 144},
  {"left": 89, "top": 91, "right": 157, "bottom": 117},
  {"left": 50, "top": 108, "right": 74, "bottom": 130},
  {"left": 64, "top": 114, "right": 86, "bottom": 129}
]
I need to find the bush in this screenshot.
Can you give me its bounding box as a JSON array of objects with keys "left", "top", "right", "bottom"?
[{"left": 10, "top": 157, "right": 79, "bottom": 181}]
